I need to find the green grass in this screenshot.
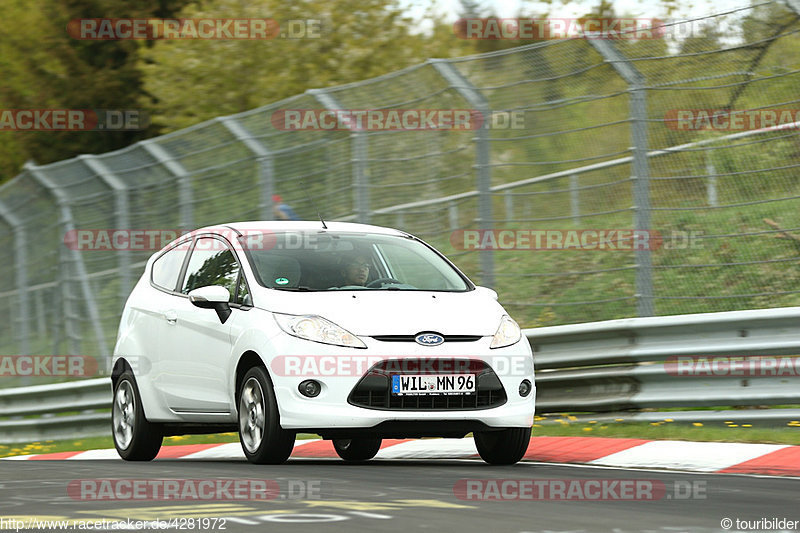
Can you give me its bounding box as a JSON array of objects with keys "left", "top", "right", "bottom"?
[
  {"left": 532, "top": 417, "right": 800, "bottom": 445},
  {"left": 426, "top": 192, "right": 800, "bottom": 329},
  {"left": 0, "top": 432, "right": 315, "bottom": 459},
  {"left": 0, "top": 433, "right": 240, "bottom": 459}
]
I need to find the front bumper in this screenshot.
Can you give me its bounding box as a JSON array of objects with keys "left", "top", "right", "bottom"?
[{"left": 266, "top": 335, "right": 536, "bottom": 432}]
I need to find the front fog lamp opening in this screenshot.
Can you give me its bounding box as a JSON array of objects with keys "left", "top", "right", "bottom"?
[
  {"left": 298, "top": 379, "right": 321, "bottom": 398},
  {"left": 519, "top": 379, "right": 532, "bottom": 397}
]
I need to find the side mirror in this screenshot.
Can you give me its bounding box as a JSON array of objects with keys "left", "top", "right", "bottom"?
[
  {"left": 475, "top": 286, "right": 498, "bottom": 300},
  {"left": 189, "top": 285, "right": 232, "bottom": 324}
]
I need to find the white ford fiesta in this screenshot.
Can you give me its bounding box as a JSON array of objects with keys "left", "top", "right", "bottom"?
[{"left": 111, "top": 221, "right": 535, "bottom": 464}]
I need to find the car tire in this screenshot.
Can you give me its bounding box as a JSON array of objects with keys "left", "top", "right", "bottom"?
[
  {"left": 474, "top": 427, "right": 531, "bottom": 465},
  {"left": 112, "top": 370, "right": 163, "bottom": 461},
  {"left": 332, "top": 438, "right": 382, "bottom": 462},
  {"left": 238, "top": 366, "right": 295, "bottom": 464}
]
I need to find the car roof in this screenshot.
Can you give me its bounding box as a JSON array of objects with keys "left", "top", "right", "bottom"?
[{"left": 199, "top": 220, "right": 410, "bottom": 237}]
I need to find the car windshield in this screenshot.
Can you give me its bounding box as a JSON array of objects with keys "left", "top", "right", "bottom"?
[{"left": 240, "top": 231, "right": 470, "bottom": 292}]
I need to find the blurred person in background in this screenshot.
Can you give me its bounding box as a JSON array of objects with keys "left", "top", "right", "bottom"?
[{"left": 273, "top": 194, "right": 300, "bottom": 220}]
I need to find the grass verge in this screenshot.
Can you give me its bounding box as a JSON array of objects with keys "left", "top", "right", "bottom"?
[
  {"left": 0, "top": 433, "right": 241, "bottom": 459},
  {"left": 1, "top": 422, "right": 798, "bottom": 458},
  {"left": 533, "top": 417, "right": 800, "bottom": 445}
]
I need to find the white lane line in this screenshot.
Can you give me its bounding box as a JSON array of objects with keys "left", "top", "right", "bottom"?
[
  {"left": 375, "top": 437, "right": 477, "bottom": 459},
  {"left": 179, "top": 442, "right": 244, "bottom": 460},
  {"left": 65, "top": 448, "right": 123, "bottom": 460},
  {"left": 179, "top": 438, "right": 318, "bottom": 460},
  {"left": 589, "top": 440, "right": 790, "bottom": 472}
]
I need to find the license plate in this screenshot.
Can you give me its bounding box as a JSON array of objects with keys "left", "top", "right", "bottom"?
[{"left": 391, "top": 374, "right": 475, "bottom": 395}]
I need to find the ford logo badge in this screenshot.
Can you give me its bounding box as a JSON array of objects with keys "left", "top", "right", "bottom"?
[{"left": 415, "top": 333, "right": 444, "bottom": 346}]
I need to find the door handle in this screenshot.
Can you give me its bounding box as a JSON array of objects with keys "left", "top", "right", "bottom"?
[{"left": 164, "top": 310, "right": 177, "bottom": 324}]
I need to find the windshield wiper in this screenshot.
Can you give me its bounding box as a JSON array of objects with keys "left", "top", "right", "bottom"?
[{"left": 272, "top": 286, "right": 316, "bottom": 292}]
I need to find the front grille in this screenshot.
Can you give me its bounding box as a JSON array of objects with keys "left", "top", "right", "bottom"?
[
  {"left": 371, "top": 335, "right": 483, "bottom": 342},
  {"left": 348, "top": 358, "right": 507, "bottom": 411}
]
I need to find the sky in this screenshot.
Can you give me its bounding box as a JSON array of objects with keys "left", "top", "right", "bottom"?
[
  {"left": 401, "top": 0, "right": 756, "bottom": 21},
  {"left": 398, "top": 0, "right": 760, "bottom": 45}
]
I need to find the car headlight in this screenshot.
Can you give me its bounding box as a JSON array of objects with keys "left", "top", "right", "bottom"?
[
  {"left": 490, "top": 315, "right": 521, "bottom": 349},
  {"left": 273, "top": 313, "right": 366, "bottom": 349}
]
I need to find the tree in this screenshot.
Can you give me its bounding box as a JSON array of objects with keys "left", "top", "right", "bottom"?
[
  {"left": 0, "top": 0, "right": 193, "bottom": 182},
  {"left": 139, "top": 0, "right": 471, "bottom": 131}
]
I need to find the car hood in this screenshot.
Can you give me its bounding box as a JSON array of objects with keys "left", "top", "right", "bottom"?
[{"left": 255, "top": 289, "right": 506, "bottom": 336}]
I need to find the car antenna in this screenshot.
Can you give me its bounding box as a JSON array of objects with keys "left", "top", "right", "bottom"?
[{"left": 299, "top": 179, "right": 327, "bottom": 229}]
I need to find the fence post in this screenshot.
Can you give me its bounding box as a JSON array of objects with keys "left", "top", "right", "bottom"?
[
  {"left": 79, "top": 155, "right": 132, "bottom": 310},
  {"left": 587, "top": 39, "right": 653, "bottom": 317},
  {"left": 449, "top": 203, "right": 459, "bottom": 232},
  {"left": 57, "top": 243, "right": 79, "bottom": 355},
  {"left": 218, "top": 117, "right": 275, "bottom": 220},
  {"left": 705, "top": 151, "right": 718, "bottom": 207},
  {"left": 352, "top": 132, "right": 369, "bottom": 223},
  {"left": 25, "top": 162, "right": 110, "bottom": 359},
  {"left": 140, "top": 140, "right": 194, "bottom": 231},
  {"left": 35, "top": 288, "right": 45, "bottom": 340},
  {"left": 309, "top": 89, "right": 370, "bottom": 223},
  {"left": 429, "top": 59, "right": 494, "bottom": 287},
  {"left": 570, "top": 174, "right": 580, "bottom": 226},
  {"left": 504, "top": 191, "right": 513, "bottom": 221},
  {"left": 0, "top": 200, "right": 29, "bottom": 359}
]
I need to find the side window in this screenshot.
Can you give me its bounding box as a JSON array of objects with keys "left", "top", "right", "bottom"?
[
  {"left": 151, "top": 244, "right": 189, "bottom": 291},
  {"left": 181, "top": 237, "right": 240, "bottom": 300},
  {"left": 235, "top": 273, "right": 252, "bottom": 306}
]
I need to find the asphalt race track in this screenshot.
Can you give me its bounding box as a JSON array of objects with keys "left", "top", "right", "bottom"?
[{"left": 1, "top": 457, "right": 798, "bottom": 532}]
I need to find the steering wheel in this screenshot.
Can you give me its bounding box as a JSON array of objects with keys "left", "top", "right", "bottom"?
[{"left": 366, "top": 277, "right": 403, "bottom": 288}]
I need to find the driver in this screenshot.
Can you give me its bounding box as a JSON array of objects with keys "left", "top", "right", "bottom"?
[{"left": 339, "top": 254, "right": 371, "bottom": 286}]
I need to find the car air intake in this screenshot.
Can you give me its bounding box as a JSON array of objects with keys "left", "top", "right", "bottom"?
[{"left": 348, "top": 358, "right": 507, "bottom": 411}]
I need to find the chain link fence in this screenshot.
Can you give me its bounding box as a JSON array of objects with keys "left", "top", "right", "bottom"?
[{"left": 2, "top": 1, "right": 800, "bottom": 382}]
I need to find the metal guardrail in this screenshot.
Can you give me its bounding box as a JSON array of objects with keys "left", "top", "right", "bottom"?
[
  {"left": 530, "top": 307, "right": 800, "bottom": 425},
  {"left": 0, "top": 378, "right": 110, "bottom": 444},
  {"left": 1, "top": 307, "right": 799, "bottom": 443},
  {"left": 530, "top": 306, "right": 800, "bottom": 369}
]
